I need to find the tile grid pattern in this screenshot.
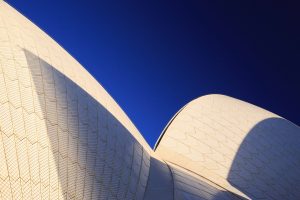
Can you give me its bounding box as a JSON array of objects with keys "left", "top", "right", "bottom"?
[
  {"left": 0, "top": 2, "right": 150, "bottom": 199},
  {"left": 167, "top": 162, "right": 242, "bottom": 200},
  {"left": 2, "top": 1, "right": 300, "bottom": 200},
  {"left": 156, "top": 94, "right": 300, "bottom": 199}
]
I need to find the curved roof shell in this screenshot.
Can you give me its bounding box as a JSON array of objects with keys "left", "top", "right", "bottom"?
[
  {"left": 0, "top": 2, "right": 150, "bottom": 199},
  {"left": 1, "top": 1, "right": 300, "bottom": 199},
  {"left": 155, "top": 94, "right": 300, "bottom": 199}
]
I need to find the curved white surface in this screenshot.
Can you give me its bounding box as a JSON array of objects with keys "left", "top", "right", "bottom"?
[
  {"left": 155, "top": 94, "right": 300, "bottom": 199},
  {"left": 0, "top": 2, "right": 150, "bottom": 199},
  {"left": 1, "top": 1, "right": 300, "bottom": 199}
]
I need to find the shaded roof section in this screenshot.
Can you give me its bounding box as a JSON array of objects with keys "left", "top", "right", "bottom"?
[
  {"left": 0, "top": 1, "right": 151, "bottom": 199},
  {"left": 155, "top": 94, "right": 300, "bottom": 199},
  {"left": 1, "top": 1, "right": 151, "bottom": 151},
  {"left": 1, "top": 1, "right": 300, "bottom": 199}
]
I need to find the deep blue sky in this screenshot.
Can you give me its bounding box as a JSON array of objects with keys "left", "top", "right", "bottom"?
[{"left": 6, "top": 0, "right": 300, "bottom": 147}]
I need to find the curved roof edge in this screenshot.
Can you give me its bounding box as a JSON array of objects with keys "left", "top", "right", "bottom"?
[
  {"left": 153, "top": 93, "right": 299, "bottom": 151},
  {"left": 153, "top": 104, "right": 186, "bottom": 150},
  {"left": 154, "top": 94, "right": 221, "bottom": 150}
]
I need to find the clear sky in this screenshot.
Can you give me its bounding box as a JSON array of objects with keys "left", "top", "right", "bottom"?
[{"left": 5, "top": 0, "right": 300, "bottom": 147}]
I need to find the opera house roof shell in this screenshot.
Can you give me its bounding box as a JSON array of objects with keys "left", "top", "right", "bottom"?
[{"left": 0, "top": 1, "right": 299, "bottom": 199}]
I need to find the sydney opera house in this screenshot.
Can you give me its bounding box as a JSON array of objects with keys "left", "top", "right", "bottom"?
[{"left": 0, "top": 1, "right": 300, "bottom": 199}]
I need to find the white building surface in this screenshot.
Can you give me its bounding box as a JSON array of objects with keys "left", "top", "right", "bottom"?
[{"left": 0, "top": 1, "right": 299, "bottom": 199}]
